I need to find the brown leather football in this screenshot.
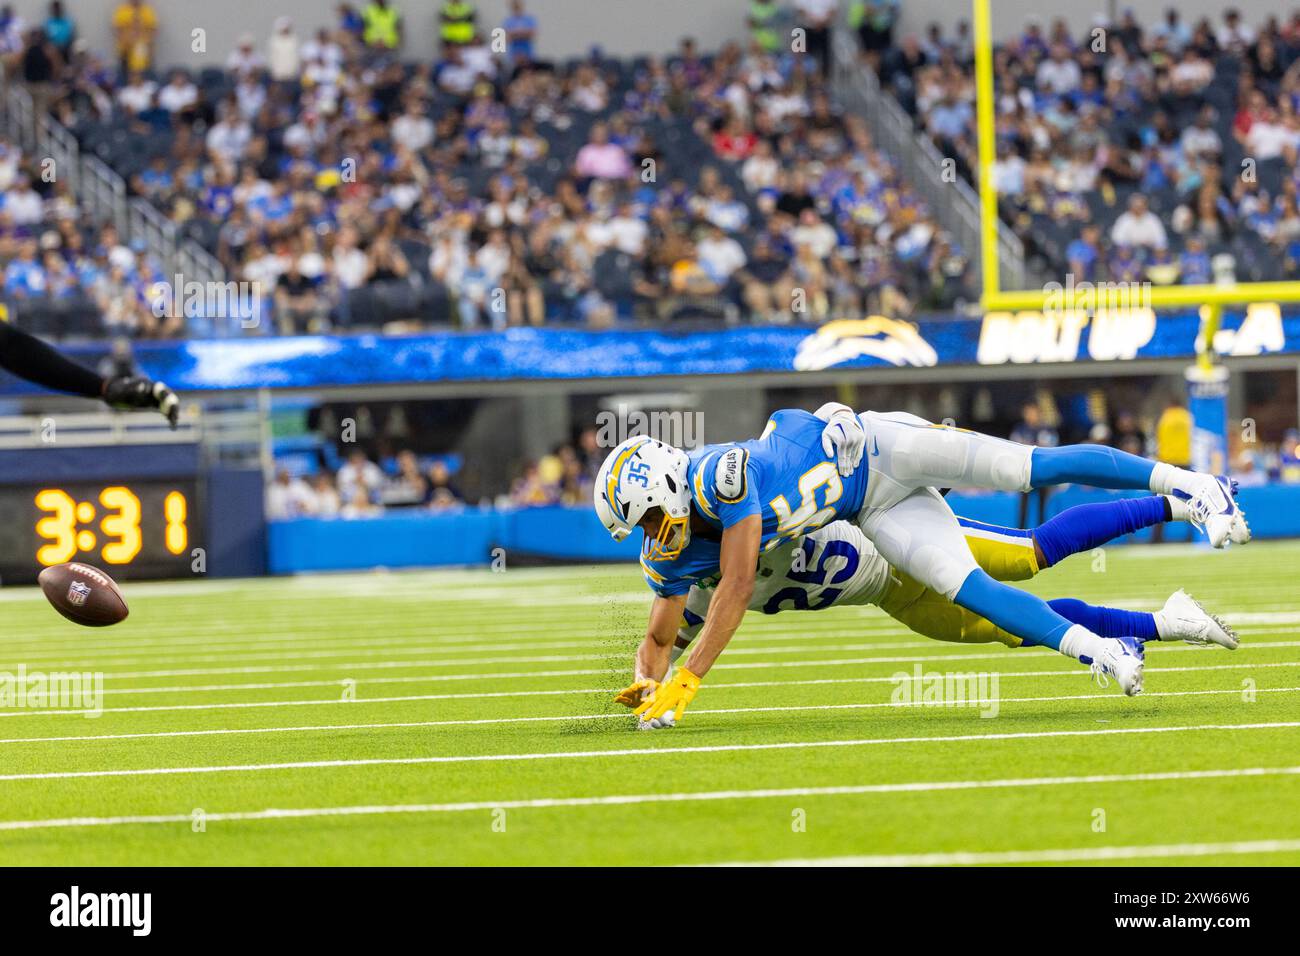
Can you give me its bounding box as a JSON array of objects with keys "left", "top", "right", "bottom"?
[{"left": 38, "top": 563, "right": 130, "bottom": 627}]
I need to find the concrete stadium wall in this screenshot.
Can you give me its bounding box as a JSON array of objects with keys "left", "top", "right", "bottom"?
[{"left": 6, "top": 1, "right": 1286, "bottom": 69}]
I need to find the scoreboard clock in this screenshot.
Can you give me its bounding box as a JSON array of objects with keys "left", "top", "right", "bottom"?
[{"left": 0, "top": 480, "right": 204, "bottom": 583}]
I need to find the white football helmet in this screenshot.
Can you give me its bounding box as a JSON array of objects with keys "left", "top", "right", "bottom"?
[{"left": 593, "top": 436, "right": 692, "bottom": 560}]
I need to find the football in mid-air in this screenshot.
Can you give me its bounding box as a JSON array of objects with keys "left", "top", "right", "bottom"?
[{"left": 38, "top": 563, "right": 130, "bottom": 627}]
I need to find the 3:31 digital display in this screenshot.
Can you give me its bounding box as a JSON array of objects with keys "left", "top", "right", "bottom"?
[{"left": 0, "top": 481, "right": 204, "bottom": 583}]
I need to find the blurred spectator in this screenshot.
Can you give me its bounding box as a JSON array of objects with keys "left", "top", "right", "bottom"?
[
  {"left": 111, "top": 0, "right": 156, "bottom": 74},
  {"left": 226, "top": 33, "right": 264, "bottom": 78},
  {"left": 362, "top": 0, "right": 402, "bottom": 50},
  {"left": 794, "top": 0, "right": 835, "bottom": 76},
  {"left": 274, "top": 258, "right": 329, "bottom": 334},
  {"left": 97, "top": 338, "right": 136, "bottom": 380},
  {"left": 267, "top": 18, "right": 301, "bottom": 82},
  {"left": 1152, "top": 396, "right": 1193, "bottom": 542},
  {"left": 426, "top": 460, "right": 464, "bottom": 507},
  {"left": 574, "top": 122, "right": 631, "bottom": 180},
  {"left": 1155, "top": 397, "right": 1192, "bottom": 468},
  {"left": 157, "top": 70, "right": 198, "bottom": 116},
  {"left": 340, "top": 484, "right": 382, "bottom": 518},
  {"left": 1113, "top": 409, "right": 1147, "bottom": 455},
  {"left": 510, "top": 462, "right": 555, "bottom": 506},
  {"left": 310, "top": 472, "right": 342, "bottom": 516},
  {"left": 1111, "top": 194, "right": 1168, "bottom": 252},
  {"left": 851, "top": 1, "right": 900, "bottom": 65},
  {"left": 1233, "top": 449, "right": 1269, "bottom": 487},
  {"left": 267, "top": 468, "right": 315, "bottom": 519},
  {"left": 385, "top": 449, "right": 428, "bottom": 506},
  {"left": 43, "top": 2, "right": 75, "bottom": 60},
  {"left": 337, "top": 448, "right": 385, "bottom": 505},
  {"left": 738, "top": 233, "right": 793, "bottom": 321},
  {"left": 1218, "top": 9, "right": 1256, "bottom": 51},
  {"left": 501, "top": 0, "right": 538, "bottom": 66},
  {"left": 438, "top": 0, "right": 474, "bottom": 50},
  {"left": 749, "top": 0, "right": 783, "bottom": 55},
  {"left": 1280, "top": 429, "right": 1300, "bottom": 483}
]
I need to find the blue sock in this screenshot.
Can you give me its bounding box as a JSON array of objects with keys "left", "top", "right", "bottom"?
[
  {"left": 1034, "top": 497, "right": 1170, "bottom": 568},
  {"left": 1030, "top": 445, "right": 1157, "bottom": 490},
  {"left": 954, "top": 569, "right": 1074, "bottom": 651},
  {"left": 1047, "top": 598, "right": 1159, "bottom": 640}
]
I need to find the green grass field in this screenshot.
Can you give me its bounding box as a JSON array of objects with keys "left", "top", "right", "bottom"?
[{"left": 0, "top": 540, "right": 1297, "bottom": 867}]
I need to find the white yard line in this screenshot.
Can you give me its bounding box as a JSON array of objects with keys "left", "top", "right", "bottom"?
[
  {"left": 6, "top": 638, "right": 1297, "bottom": 684},
  {"left": 0, "top": 638, "right": 984, "bottom": 669},
  {"left": 707, "top": 838, "right": 1300, "bottom": 867},
  {"left": 0, "top": 687, "right": 1297, "bottom": 745},
  {"left": 82, "top": 657, "right": 1300, "bottom": 698},
  {"left": 0, "top": 721, "right": 1295, "bottom": 782},
  {"left": 1, "top": 623, "right": 1295, "bottom": 667},
  {"left": 3, "top": 660, "right": 1299, "bottom": 718},
  {"left": 0, "top": 766, "right": 1296, "bottom": 833}
]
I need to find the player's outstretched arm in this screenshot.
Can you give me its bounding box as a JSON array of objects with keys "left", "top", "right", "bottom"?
[
  {"left": 0, "top": 320, "right": 105, "bottom": 398},
  {"left": 636, "top": 595, "right": 684, "bottom": 681},
  {"left": 635, "top": 514, "right": 761, "bottom": 725},
  {"left": 0, "top": 322, "right": 180, "bottom": 428}
]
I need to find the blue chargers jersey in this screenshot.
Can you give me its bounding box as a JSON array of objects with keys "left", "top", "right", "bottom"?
[{"left": 640, "top": 409, "right": 871, "bottom": 597}]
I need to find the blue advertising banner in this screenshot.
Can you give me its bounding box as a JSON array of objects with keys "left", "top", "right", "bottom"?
[
  {"left": 264, "top": 485, "right": 1300, "bottom": 574},
  {"left": 3, "top": 306, "right": 1299, "bottom": 395}
]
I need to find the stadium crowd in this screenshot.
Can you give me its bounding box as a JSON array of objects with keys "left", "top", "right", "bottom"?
[
  {"left": 266, "top": 421, "right": 607, "bottom": 518},
  {"left": 0, "top": 135, "right": 175, "bottom": 337},
  {"left": 3, "top": 0, "right": 969, "bottom": 338},
  {"left": 871, "top": 5, "right": 1300, "bottom": 284},
  {"left": 6, "top": 3, "right": 1300, "bottom": 337}
]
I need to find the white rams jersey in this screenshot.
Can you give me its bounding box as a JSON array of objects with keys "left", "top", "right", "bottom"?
[{"left": 680, "top": 521, "right": 893, "bottom": 641}]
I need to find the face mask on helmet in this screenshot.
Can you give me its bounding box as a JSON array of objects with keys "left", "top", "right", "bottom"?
[{"left": 641, "top": 506, "right": 690, "bottom": 561}]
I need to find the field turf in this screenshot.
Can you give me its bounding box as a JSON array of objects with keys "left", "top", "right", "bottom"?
[{"left": 0, "top": 540, "right": 1297, "bottom": 866}]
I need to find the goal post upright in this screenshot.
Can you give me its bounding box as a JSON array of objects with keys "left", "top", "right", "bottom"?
[{"left": 973, "top": 0, "right": 1000, "bottom": 301}]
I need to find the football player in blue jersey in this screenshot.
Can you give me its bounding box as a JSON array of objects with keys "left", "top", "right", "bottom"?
[
  {"left": 619, "top": 506, "right": 1235, "bottom": 725},
  {"left": 594, "top": 403, "right": 1249, "bottom": 721}
]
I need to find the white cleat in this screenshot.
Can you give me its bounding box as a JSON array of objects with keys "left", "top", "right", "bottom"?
[
  {"left": 1182, "top": 476, "right": 1250, "bottom": 548},
  {"left": 1156, "top": 589, "right": 1239, "bottom": 649},
  {"left": 1089, "top": 636, "right": 1145, "bottom": 696}
]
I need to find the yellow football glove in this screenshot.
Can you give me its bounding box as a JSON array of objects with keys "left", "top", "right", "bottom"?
[
  {"left": 634, "top": 666, "right": 701, "bottom": 725},
  {"left": 612, "top": 678, "right": 658, "bottom": 708}
]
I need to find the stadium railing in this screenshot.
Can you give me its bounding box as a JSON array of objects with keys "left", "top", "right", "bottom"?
[
  {"left": 831, "top": 27, "right": 1027, "bottom": 292},
  {"left": 0, "top": 79, "right": 228, "bottom": 295}
]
